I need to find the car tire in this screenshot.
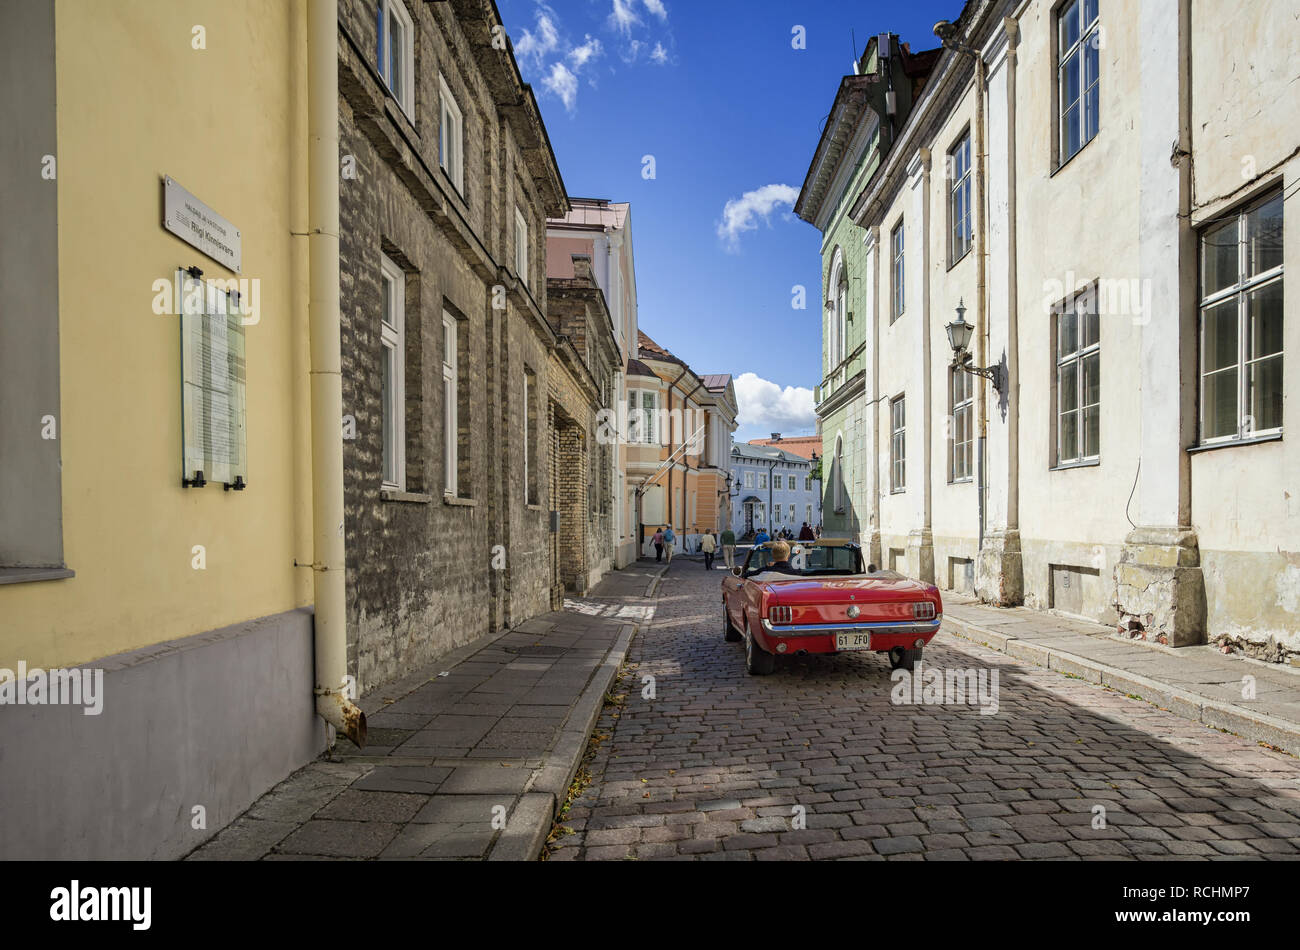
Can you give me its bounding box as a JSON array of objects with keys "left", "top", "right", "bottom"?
[
  {"left": 889, "top": 646, "right": 922, "bottom": 671},
  {"left": 745, "top": 622, "right": 776, "bottom": 676},
  {"left": 723, "top": 606, "right": 742, "bottom": 642}
]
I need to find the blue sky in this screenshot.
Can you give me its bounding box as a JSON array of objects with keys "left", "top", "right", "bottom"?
[{"left": 498, "top": 0, "right": 956, "bottom": 442}]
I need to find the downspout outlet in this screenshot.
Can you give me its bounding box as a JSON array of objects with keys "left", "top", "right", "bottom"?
[{"left": 316, "top": 687, "right": 367, "bottom": 748}]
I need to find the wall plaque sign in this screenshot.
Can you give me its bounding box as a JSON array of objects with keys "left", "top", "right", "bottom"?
[
  {"left": 163, "top": 176, "right": 241, "bottom": 273},
  {"left": 179, "top": 269, "right": 248, "bottom": 490}
]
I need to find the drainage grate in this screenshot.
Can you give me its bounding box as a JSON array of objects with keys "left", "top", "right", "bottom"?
[{"left": 503, "top": 645, "right": 568, "bottom": 657}]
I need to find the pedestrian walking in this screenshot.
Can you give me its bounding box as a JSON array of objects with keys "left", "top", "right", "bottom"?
[
  {"left": 798, "top": 521, "right": 815, "bottom": 541},
  {"left": 699, "top": 530, "right": 716, "bottom": 571},
  {"left": 753, "top": 527, "right": 770, "bottom": 546},
  {"left": 721, "top": 526, "right": 736, "bottom": 571},
  {"left": 663, "top": 525, "right": 676, "bottom": 565},
  {"left": 652, "top": 527, "right": 664, "bottom": 562}
]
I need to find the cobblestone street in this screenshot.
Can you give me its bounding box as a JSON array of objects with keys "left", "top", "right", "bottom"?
[{"left": 549, "top": 561, "right": 1300, "bottom": 861}]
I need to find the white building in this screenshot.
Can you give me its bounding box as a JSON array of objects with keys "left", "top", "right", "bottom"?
[{"left": 818, "top": 0, "right": 1298, "bottom": 659}]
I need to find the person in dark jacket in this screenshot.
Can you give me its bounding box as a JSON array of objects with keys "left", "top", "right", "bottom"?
[{"left": 798, "top": 522, "right": 815, "bottom": 541}]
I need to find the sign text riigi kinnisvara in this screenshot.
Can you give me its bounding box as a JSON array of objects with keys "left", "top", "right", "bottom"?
[{"left": 163, "top": 175, "right": 241, "bottom": 273}]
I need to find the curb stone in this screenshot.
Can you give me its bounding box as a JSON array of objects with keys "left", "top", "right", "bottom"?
[{"left": 485, "top": 567, "right": 659, "bottom": 860}]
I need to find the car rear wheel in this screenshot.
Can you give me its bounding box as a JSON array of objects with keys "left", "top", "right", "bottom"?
[
  {"left": 889, "top": 646, "right": 922, "bottom": 671},
  {"left": 723, "top": 606, "right": 742, "bottom": 642},
  {"left": 745, "top": 622, "right": 775, "bottom": 676}
]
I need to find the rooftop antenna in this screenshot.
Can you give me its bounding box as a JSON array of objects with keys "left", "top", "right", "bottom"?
[{"left": 851, "top": 28, "right": 859, "bottom": 74}]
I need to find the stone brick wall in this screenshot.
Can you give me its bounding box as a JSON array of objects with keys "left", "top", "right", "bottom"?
[{"left": 338, "top": 0, "right": 563, "bottom": 693}]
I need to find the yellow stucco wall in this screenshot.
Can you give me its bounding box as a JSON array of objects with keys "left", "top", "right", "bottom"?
[{"left": 2, "top": 1, "right": 312, "bottom": 668}]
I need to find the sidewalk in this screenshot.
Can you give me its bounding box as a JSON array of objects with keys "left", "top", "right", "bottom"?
[
  {"left": 942, "top": 595, "right": 1300, "bottom": 756},
  {"left": 184, "top": 562, "right": 663, "bottom": 861}
]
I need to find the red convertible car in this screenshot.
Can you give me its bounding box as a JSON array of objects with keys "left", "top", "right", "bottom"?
[{"left": 721, "top": 539, "right": 942, "bottom": 675}]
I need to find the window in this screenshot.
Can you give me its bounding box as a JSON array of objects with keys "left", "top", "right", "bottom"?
[
  {"left": 376, "top": 0, "right": 414, "bottom": 117},
  {"left": 438, "top": 73, "right": 464, "bottom": 195},
  {"left": 890, "top": 396, "right": 906, "bottom": 492},
  {"left": 788, "top": 475, "right": 797, "bottom": 491},
  {"left": 949, "top": 132, "right": 973, "bottom": 264},
  {"left": 891, "top": 221, "right": 904, "bottom": 322},
  {"left": 380, "top": 254, "right": 405, "bottom": 491},
  {"left": 950, "top": 366, "right": 973, "bottom": 481},
  {"left": 806, "top": 504, "right": 813, "bottom": 524},
  {"left": 1199, "top": 190, "right": 1284, "bottom": 443},
  {"left": 514, "top": 207, "right": 529, "bottom": 287},
  {"left": 1055, "top": 291, "right": 1101, "bottom": 463},
  {"left": 827, "top": 250, "right": 846, "bottom": 372},
  {"left": 744, "top": 471, "right": 754, "bottom": 489},
  {"left": 640, "top": 390, "right": 659, "bottom": 444},
  {"left": 442, "top": 310, "right": 457, "bottom": 495},
  {"left": 758, "top": 473, "right": 767, "bottom": 490},
  {"left": 804, "top": 476, "right": 812, "bottom": 492},
  {"left": 789, "top": 504, "right": 796, "bottom": 522},
  {"left": 1058, "top": 0, "right": 1100, "bottom": 165}
]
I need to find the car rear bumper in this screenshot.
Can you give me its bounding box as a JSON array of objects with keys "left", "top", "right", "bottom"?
[{"left": 757, "top": 617, "right": 941, "bottom": 654}]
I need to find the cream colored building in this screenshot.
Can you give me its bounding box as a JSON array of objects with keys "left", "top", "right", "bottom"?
[
  {"left": 817, "top": 0, "right": 1298, "bottom": 659},
  {"left": 547, "top": 199, "right": 642, "bottom": 568}
]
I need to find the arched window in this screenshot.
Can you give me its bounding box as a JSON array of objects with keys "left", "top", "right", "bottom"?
[{"left": 827, "top": 248, "right": 845, "bottom": 375}]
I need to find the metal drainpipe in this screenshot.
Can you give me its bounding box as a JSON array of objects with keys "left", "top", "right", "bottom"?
[
  {"left": 308, "top": 0, "right": 365, "bottom": 747},
  {"left": 1005, "top": 19, "right": 1020, "bottom": 537},
  {"left": 974, "top": 51, "right": 989, "bottom": 552}
]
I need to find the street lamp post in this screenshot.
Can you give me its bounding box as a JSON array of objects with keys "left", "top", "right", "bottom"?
[{"left": 946, "top": 298, "right": 1004, "bottom": 394}]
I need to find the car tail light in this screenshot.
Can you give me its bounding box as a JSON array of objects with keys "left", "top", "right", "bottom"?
[
  {"left": 913, "top": 601, "right": 936, "bottom": 620},
  {"left": 769, "top": 605, "right": 792, "bottom": 624}
]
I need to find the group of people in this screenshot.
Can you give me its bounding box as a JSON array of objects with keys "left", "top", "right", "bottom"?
[{"left": 649, "top": 520, "right": 822, "bottom": 573}]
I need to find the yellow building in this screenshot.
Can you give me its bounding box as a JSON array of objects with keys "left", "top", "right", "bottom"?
[
  {"left": 0, "top": 0, "right": 353, "bottom": 858},
  {"left": 631, "top": 333, "right": 737, "bottom": 554}
]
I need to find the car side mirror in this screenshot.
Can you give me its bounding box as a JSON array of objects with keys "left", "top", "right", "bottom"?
[{"left": 732, "top": 567, "right": 742, "bottom": 577}]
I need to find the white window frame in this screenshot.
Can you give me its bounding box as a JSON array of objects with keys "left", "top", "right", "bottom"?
[
  {"left": 744, "top": 471, "right": 754, "bottom": 490},
  {"left": 1057, "top": 0, "right": 1100, "bottom": 166},
  {"left": 515, "top": 207, "right": 529, "bottom": 287},
  {"left": 950, "top": 366, "right": 974, "bottom": 481},
  {"left": 439, "top": 73, "right": 465, "bottom": 196},
  {"left": 377, "top": 0, "right": 415, "bottom": 119},
  {"left": 380, "top": 255, "right": 405, "bottom": 492},
  {"left": 891, "top": 220, "right": 905, "bottom": 322},
  {"left": 758, "top": 473, "right": 767, "bottom": 490},
  {"left": 523, "top": 370, "right": 532, "bottom": 503},
  {"left": 890, "top": 395, "right": 906, "bottom": 493},
  {"left": 443, "top": 310, "right": 458, "bottom": 496},
  {"left": 1198, "top": 189, "right": 1285, "bottom": 445},
  {"left": 1054, "top": 293, "right": 1101, "bottom": 465},
  {"left": 949, "top": 131, "right": 973, "bottom": 265}
]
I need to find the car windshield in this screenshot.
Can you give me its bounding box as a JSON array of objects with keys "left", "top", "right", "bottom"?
[{"left": 745, "top": 545, "right": 862, "bottom": 577}]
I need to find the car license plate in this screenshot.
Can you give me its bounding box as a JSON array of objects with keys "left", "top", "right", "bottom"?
[{"left": 835, "top": 631, "right": 872, "bottom": 651}]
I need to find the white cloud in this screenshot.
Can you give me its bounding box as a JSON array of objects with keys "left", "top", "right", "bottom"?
[
  {"left": 609, "top": 0, "right": 642, "bottom": 35},
  {"left": 644, "top": 0, "right": 668, "bottom": 21},
  {"left": 650, "top": 41, "right": 668, "bottom": 64},
  {"left": 542, "top": 61, "right": 578, "bottom": 112},
  {"left": 734, "top": 373, "right": 817, "bottom": 432},
  {"left": 515, "top": 10, "right": 559, "bottom": 67},
  {"left": 567, "top": 35, "right": 603, "bottom": 70},
  {"left": 717, "top": 184, "right": 800, "bottom": 251}
]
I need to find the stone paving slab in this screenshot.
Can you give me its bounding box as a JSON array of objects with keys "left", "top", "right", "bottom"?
[
  {"left": 943, "top": 597, "right": 1300, "bottom": 757},
  {"left": 182, "top": 562, "right": 664, "bottom": 861},
  {"left": 549, "top": 564, "right": 1300, "bottom": 861}
]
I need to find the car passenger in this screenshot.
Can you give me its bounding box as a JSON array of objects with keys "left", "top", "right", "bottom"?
[{"left": 764, "top": 540, "right": 802, "bottom": 576}]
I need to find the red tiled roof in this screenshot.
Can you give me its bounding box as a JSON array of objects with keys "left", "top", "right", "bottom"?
[{"left": 747, "top": 435, "right": 822, "bottom": 460}]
